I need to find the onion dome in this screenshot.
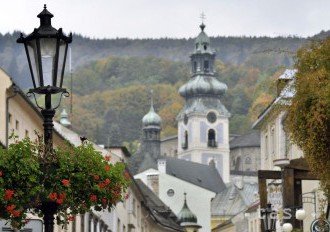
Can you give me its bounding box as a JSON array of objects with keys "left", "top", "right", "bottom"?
[
  {"left": 142, "top": 94, "right": 161, "bottom": 127},
  {"left": 142, "top": 105, "right": 161, "bottom": 127},
  {"left": 177, "top": 192, "right": 198, "bottom": 223},
  {"left": 179, "top": 75, "right": 227, "bottom": 98},
  {"left": 177, "top": 193, "right": 201, "bottom": 228},
  {"left": 60, "top": 109, "right": 71, "bottom": 127}
]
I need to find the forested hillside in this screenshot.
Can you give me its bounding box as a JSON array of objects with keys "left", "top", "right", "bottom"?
[
  {"left": 1, "top": 31, "right": 327, "bottom": 148},
  {"left": 0, "top": 32, "right": 309, "bottom": 89}
]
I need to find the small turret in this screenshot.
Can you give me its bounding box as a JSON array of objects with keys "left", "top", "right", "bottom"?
[
  {"left": 177, "top": 193, "right": 201, "bottom": 231},
  {"left": 60, "top": 109, "right": 71, "bottom": 127}
]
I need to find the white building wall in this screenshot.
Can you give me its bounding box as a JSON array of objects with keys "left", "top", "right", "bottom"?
[
  {"left": 158, "top": 173, "right": 215, "bottom": 232},
  {"left": 178, "top": 113, "right": 230, "bottom": 183}
]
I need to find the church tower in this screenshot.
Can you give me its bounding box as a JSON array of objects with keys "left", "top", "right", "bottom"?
[
  {"left": 177, "top": 23, "right": 230, "bottom": 183},
  {"left": 141, "top": 91, "right": 162, "bottom": 161}
]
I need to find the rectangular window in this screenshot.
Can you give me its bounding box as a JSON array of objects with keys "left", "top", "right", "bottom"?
[
  {"left": 8, "top": 113, "right": 12, "bottom": 123},
  {"left": 71, "top": 215, "right": 76, "bottom": 232},
  {"left": 15, "top": 120, "right": 19, "bottom": 130},
  {"left": 271, "top": 127, "right": 275, "bottom": 156},
  {"left": 265, "top": 134, "right": 268, "bottom": 159},
  {"left": 133, "top": 198, "right": 136, "bottom": 216},
  {"left": 123, "top": 225, "right": 126, "bottom": 232},
  {"left": 25, "top": 130, "right": 29, "bottom": 138},
  {"left": 117, "top": 219, "right": 120, "bottom": 232},
  {"left": 81, "top": 214, "right": 85, "bottom": 232}
]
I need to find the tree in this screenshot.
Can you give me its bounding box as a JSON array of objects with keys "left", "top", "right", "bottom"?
[{"left": 286, "top": 37, "right": 330, "bottom": 199}]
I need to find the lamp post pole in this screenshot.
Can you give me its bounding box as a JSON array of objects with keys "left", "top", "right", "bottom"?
[
  {"left": 42, "top": 90, "right": 55, "bottom": 157},
  {"left": 17, "top": 5, "right": 72, "bottom": 232}
]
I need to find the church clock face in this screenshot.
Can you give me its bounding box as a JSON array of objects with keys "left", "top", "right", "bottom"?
[
  {"left": 184, "top": 114, "right": 188, "bottom": 125},
  {"left": 207, "top": 112, "right": 217, "bottom": 123}
]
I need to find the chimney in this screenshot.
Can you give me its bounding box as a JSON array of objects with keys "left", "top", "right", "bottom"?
[{"left": 157, "top": 159, "right": 166, "bottom": 174}]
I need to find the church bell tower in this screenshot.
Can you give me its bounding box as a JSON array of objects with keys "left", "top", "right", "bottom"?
[{"left": 177, "top": 23, "right": 230, "bottom": 183}]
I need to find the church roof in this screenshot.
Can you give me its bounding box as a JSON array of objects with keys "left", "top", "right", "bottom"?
[
  {"left": 135, "top": 179, "right": 183, "bottom": 231},
  {"left": 211, "top": 181, "right": 258, "bottom": 216},
  {"left": 177, "top": 96, "right": 230, "bottom": 118},
  {"left": 230, "top": 132, "right": 260, "bottom": 149},
  {"left": 179, "top": 75, "right": 227, "bottom": 98},
  {"left": 193, "top": 23, "right": 215, "bottom": 55},
  {"left": 164, "top": 156, "right": 226, "bottom": 193}
]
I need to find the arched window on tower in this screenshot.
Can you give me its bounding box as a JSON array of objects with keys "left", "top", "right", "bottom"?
[
  {"left": 204, "top": 60, "right": 209, "bottom": 73},
  {"left": 207, "top": 129, "right": 217, "bottom": 147},
  {"left": 182, "top": 131, "right": 188, "bottom": 149},
  {"left": 193, "top": 61, "right": 197, "bottom": 73}
]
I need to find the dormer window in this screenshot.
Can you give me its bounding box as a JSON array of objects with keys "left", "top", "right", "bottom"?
[
  {"left": 193, "top": 61, "right": 197, "bottom": 72},
  {"left": 208, "top": 129, "right": 217, "bottom": 147},
  {"left": 204, "top": 45, "right": 207, "bottom": 50}
]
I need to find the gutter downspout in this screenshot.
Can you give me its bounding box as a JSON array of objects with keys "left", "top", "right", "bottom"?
[{"left": 6, "top": 84, "right": 19, "bottom": 147}]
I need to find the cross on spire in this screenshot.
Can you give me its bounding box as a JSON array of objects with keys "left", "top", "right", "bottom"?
[
  {"left": 200, "top": 12, "right": 206, "bottom": 24},
  {"left": 200, "top": 13, "right": 206, "bottom": 31},
  {"left": 150, "top": 89, "right": 154, "bottom": 108}
]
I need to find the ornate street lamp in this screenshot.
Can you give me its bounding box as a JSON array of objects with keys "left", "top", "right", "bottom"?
[
  {"left": 17, "top": 4, "right": 72, "bottom": 155},
  {"left": 17, "top": 4, "right": 72, "bottom": 232},
  {"left": 260, "top": 203, "right": 277, "bottom": 232}
]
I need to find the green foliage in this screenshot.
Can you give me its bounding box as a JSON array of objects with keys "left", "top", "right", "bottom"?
[
  {"left": 0, "top": 136, "right": 130, "bottom": 229},
  {"left": 286, "top": 37, "right": 330, "bottom": 198},
  {"left": 58, "top": 53, "right": 287, "bottom": 144}
]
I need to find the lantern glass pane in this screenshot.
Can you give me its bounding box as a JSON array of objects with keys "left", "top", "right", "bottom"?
[
  {"left": 56, "top": 40, "right": 68, "bottom": 88},
  {"left": 26, "top": 40, "right": 40, "bottom": 88},
  {"left": 40, "top": 38, "right": 57, "bottom": 86}
]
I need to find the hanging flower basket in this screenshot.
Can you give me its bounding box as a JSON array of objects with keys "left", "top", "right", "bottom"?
[{"left": 0, "top": 135, "right": 130, "bottom": 229}]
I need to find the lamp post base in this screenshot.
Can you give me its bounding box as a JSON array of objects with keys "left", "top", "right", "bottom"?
[{"left": 40, "top": 202, "right": 58, "bottom": 232}]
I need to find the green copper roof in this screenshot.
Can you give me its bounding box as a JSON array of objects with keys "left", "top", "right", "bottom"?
[
  {"left": 194, "top": 23, "right": 214, "bottom": 54},
  {"left": 179, "top": 75, "right": 227, "bottom": 98},
  {"left": 142, "top": 104, "right": 161, "bottom": 127},
  {"left": 177, "top": 193, "right": 198, "bottom": 224}
]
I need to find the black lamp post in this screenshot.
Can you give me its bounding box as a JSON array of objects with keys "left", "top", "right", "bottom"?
[
  {"left": 261, "top": 203, "right": 277, "bottom": 232},
  {"left": 17, "top": 5, "right": 72, "bottom": 232}
]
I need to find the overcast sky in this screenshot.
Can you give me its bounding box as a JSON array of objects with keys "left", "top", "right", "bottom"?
[{"left": 2, "top": 0, "right": 330, "bottom": 39}]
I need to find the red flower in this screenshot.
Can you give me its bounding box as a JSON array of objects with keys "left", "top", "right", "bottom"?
[
  {"left": 104, "top": 165, "right": 110, "bottom": 171},
  {"left": 4, "top": 190, "right": 14, "bottom": 201},
  {"left": 102, "top": 198, "right": 107, "bottom": 204},
  {"left": 105, "top": 178, "right": 110, "bottom": 185},
  {"left": 105, "top": 155, "right": 111, "bottom": 162},
  {"left": 12, "top": 211, "right": 21, "bottom": 217},
  {"left": 59, "top": 193, "right": 66, "bottom": 199},
  {"left": 99, "top": 183, "right": 106, "bottom": 188},
  {"left": 66, "top": 216, "right": 74, "bottom": 221},
  {"left": 56, "top": 199, "right": 63, "bottom": 205},
  {"left": 48, "top": 192, "right": 57, "bottom": 201},
  {"left": 94, "top": 175, "right": 100, "bottom": 180},
  {"left": 125, "top": 193, "right": 130, "bottom": 199},
  {"left": 6, "top": 205, "right": 15, "bottom": 212},
  {"left": 0, "top": 171, "right": 3, "bottom": 176},
  {"left": 62, "top": 179, "right": 70, "bottom": 186},
  {"left": 90, "top": 195, "right": 97, "bottom": 201}
]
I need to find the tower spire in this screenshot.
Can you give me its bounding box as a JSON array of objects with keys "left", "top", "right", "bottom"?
[
  {"left": 150, "top": 89, "right": 154, "bottom": 110},
  {"left": 200, "top": 12, "right": 206, "bottom": 31}
]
